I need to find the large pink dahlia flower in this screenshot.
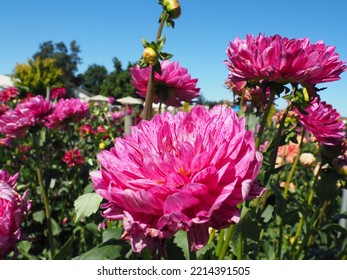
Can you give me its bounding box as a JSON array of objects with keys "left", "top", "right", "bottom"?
[
  {"left": 294, "top": 98, "right": 345, "bottom": 146},
  {"left": 90, "top": 105, "right": 263, "bottom": 253},
  {"left": 46, "top": 98, "right": 89, "bottom": 129},
  {"left": 225, "top": 34, "right": 346, "bottom": 85},
  {"left": 0, "top": 171, "right": 31, "bottom": 259},
  {"left": 130, "top": 60, "right": 200, "bottom": 107}
]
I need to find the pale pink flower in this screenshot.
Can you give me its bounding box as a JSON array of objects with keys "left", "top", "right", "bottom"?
[
  {"left": 294, "top": 98, "right": 345, "bottom": 146},
  {"left": 277, "top": 141, "right": 299, "bottom": 163},
  {"left": 0, "top": 172, "right": 31, "bottom": 259},
  {"left": 130, "top": 60, "right": 200, "bottom": 107},
  {"left": 225, "top": 34, "right": 346, "bottom": 85},
  {"left": 90, "top": 105, "right": 263, "bottom": 253},
  {"left": 46, "top": 98, "right": 89, "bottom": 129}
]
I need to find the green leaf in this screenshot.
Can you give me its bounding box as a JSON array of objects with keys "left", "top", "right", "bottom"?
[
  {"left": 74, "top": 192, "right": 103, "bottom": 222},
  {"left": 53, "top": 234, "right": 75, "bottom": 260},
  {"left": 72, "top": 239, "right": 129, "bottom": 260},
  {"left": 142, "top": 38, "right": 150, "bottom": 48},
  {"left": 159, "top": 52, "right": 174, "bottom": 60},
  {"left": 172, "top": 230, "right": 189, "bottom": 259},
  {"left": 102, "top": 228, "right": 123, "bottom": 243},
  {"left": 51, "top": 218, "right": 62, "bottom": 236},
  {"left": 33, "top": 210, "right": 45, "bottom": 224}
]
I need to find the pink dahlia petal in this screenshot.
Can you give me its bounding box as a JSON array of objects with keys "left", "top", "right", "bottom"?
[
  {"left": 225, "top": 34, "right": 346, "bottom": 85},
  {"left": 130, "top": 60, "right": 200, "bottom": 107},
  {"left": 294, "top": 98, "right": 345, "bottom": 146},
  {"left": 91, "top": 105, "right": 264, "bottom": 253},
  {"left": 0, "top": 173, "right": 31, "bottom": 259},
  {"left": 47, "top": 98, "right": 89, "bottom": 129}
]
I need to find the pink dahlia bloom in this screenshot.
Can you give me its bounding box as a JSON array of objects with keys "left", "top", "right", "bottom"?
[
  {"left": 0, "top": 96, "right": 53, "bottom": 143},
  {"left": 90, "top": 105, "right": 263, "bottom": 253},
  {"left": 50, "top": 87, "right": 66, "bottom": 100},
  {"left": 0, "top": 87, "right": 19, "bottom": 103},
  {"left": 294, "top": 98, "right": 345, "bottom": 146},
  {"left": 46, "top": 98, "right": 89, "bottom": 129},
  {"left": 130, "top": 60, "right": 200, "bottom": 107},
  {"left": 225, "top": 34, "right": 346, "bottom": 85},
  {"left": 0, "top": 172, "right": 31, "bottom": 259},
  {"left": 62, "top": 149, "right": 84, "bottom": 167},
  {"left": 0, "top": 170, "right": 19, "bottom": 187}
]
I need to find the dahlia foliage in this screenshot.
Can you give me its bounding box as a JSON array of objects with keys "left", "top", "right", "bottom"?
[{"left": 91, "top": 105, "right": 263, "bottom": 252}]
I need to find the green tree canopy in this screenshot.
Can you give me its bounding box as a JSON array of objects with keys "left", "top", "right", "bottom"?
[
  {"left": 99, "top": 58, "right": 136, "bottom": 99},
  {"left": 33, "top": 40, "right": 82, "bottom": 86},
  {"left": 79, "top": 64, "right": 108, "bottom": 95},
  {"left": 13, "top": 57, "right": 63, "bottom": 95}
]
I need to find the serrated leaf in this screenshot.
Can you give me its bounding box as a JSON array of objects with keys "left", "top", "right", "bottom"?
[
  {"left": 74, "top": 193, "right": 103, "bottom": 222},
  {"left": 172, "top": 230, "right": 189, "bottom": 259}
]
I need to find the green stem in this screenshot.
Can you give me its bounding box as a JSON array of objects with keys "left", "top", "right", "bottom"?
[
  {"left": 143, "top": 12, "right": 168, "bottom": 121},
  {"left": 283, "top": 129, "right": 305, "bottom": 199},
  {"left": 237, "top": 229, "right": 243, "bottom": 260},
  {"left": 187, "top": 232, "right": 197, "bottom": 260},
  {"left": 208, "top": 228, "right": 216, "bottom": 244},
  {"left": 215, "top": 229, "right": 225, "bottom": 257},
  {"left": 218, "top": 224, "right": 234, "bottom": 260},
  {"left": 238, "top": 91, "right": 246, "bottom": 118},
  {"left": 32, "top": 133, "right": 55, "bottom": 258},
  {"left": 255, "top": 86, "right": 276, "bottom": 149}
]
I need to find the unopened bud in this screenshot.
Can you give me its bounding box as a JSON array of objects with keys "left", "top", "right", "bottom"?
[
  {"left": 142, "top": 47, "right": 158, "bottom": 65},
  {"left": 99, "top": 142, "right": 106, "bottom": 150},
  {"left": 163, "top": 0, "right": 181, "bottom": 19}
]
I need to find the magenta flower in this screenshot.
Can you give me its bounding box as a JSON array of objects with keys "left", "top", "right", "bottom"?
[
  {"left": 46, "top": 98, "right": 89, "bottom": 129},
  {"left": 50, "top": 87, "right": 66, "bottom": 100},
  {"left": 0, "top": 87, "right": 19, "bottom": 103},
  {"left": 0, "top": 170, "right": 19, "bottom": 187},
  {"left": 62, "top": 149, "right": 84, "bottom": 167},
  {"left": 90, "top": 105, "right": 263, "bottom": 253},
  {"left": 0, "top": 96, "right": 53, "bottom": 143},
  {"left": 225, "top": 34, "right": 346, "bottom": 85},
  {"left": 295, "top": 98, "right": 345, "bottom": 146},
  {"left": 0, "top": 172, "right": 31, "bottom": 259},
  {"left": 130, "top": 60, "right": 200, "bottom": 107}
]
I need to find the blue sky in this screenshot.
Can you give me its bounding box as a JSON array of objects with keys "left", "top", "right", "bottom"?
[{"left": 1, "top": 0, "right": 347, "bottom": 115}]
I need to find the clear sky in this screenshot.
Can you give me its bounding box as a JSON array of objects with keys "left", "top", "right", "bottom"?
[{"left": 1, "top": 0, "right": 347, "bottom": 115}]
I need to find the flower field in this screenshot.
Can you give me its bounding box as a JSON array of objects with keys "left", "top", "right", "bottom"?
[{"left": 1, "top": 0, "right": 346, "bottom": 260}]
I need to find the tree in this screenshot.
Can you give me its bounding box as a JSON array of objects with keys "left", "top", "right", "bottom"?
[
  {"left": 13, "top": 57, "right": 63, "bottom": 95},
  {"left": 99, "top": 58, "right": 136, "bottom": 99},
  {"left": 33, "top": 40, "right": 82, "bottom": 86},
  {"left": 79, "top": 64, "right": 108, "bottom": 95}
]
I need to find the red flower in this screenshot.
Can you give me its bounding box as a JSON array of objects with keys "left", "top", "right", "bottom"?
[
  {"left": 62, "top": 149, "right": 84, "bottom": 167},
  {"left": 0, "top": 87, "right": 19, "bottom": 103}
]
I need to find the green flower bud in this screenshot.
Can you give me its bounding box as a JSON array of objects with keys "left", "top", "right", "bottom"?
[
  {"left": 142, "top": 47, "right": 158, "bottom": 65},
  {"left": 163, "top": 0, "right": 181, "bottom": 19}
]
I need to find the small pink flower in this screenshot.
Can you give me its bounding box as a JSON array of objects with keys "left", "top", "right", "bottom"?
[
  {"left": 91, "top": 105, "right": 263, "bottom": 254},
  {"left": 47, "top": 98, "right": 89, "bottom": 129},
  {"left": 50, "top": 87, "right": 66, "bottom": 100},
  {"left": 79, "top": 123, "right": 95, "bottom": 138},
  {"left": 0, "top": 171, "right": 31, "bottom": 259},
  {"left": 130, "top": 60, "right": 200, "bottom": 107},
  {"left": 0, "top": 87, "right": 19, "bottom": 103},
  {"left": 225, "top": 34, "right": 346, "bottom": 85},
  {"left": 110, "top": 111, "right": 125, "bottom": 121},
  {"left": 277, "top": 141, "right": 299, "bottom": 163},
  {"left": 62, "top": 149, "right": 84, "bottom": 167},
  {"left": 294, "top": 98, "right": 345, "bottom": 146},
  {"left": 0, "top": 96, "right": 53, "bottom": 141},
  {"left": 96, "top": 125, "right": 109, "bottom": 140}
]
